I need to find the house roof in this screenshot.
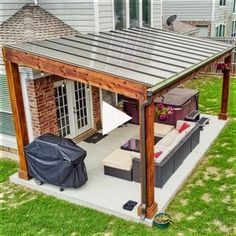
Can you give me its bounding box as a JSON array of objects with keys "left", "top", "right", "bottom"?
[
  {"left": 162, "top": 20, "right": 199, "bottom": 35},
  {"left": 5, "top": 27, "right": 233, "bottom": 89},
  {"left": 0, "top": 3, "right": 76, "bottom": 47}
]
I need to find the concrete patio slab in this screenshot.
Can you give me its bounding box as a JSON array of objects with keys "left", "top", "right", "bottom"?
[{"left": 10, "top": 114, "right": 227, "bottom": 226}]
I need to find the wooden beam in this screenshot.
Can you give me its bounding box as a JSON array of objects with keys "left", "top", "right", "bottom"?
[
  {"left": 219, "top": 55, "right": 231, "bottom": 120},
  {"left": 4, "top": 47, "right": 147, "bottom": 101},
  {"left": 144, "top": 101, "right": 158, "bottom": 218},
  {"left": 3, "top": 48, "right": 30, "bottom": 180},
  {"left": 138, "top": 100, "right": 157, "bottom": 219}
]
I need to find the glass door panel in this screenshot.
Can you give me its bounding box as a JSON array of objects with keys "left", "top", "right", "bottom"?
[
  {"left": 54, "top": 83, "right": 71, "bottom": 137},
  {"left": 73, "top": 82, "right": 91, "bottom": 135}
]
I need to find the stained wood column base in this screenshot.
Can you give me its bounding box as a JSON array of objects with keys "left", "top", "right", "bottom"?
[
  {"left": 218, "top": 113, "right": 228, "bottom": 120},
  {"left": 137, "top": 202, "right": 158, "bottom": 219},
  {"left": 18, "top": 170, "right": 31, "bottom": 180}
]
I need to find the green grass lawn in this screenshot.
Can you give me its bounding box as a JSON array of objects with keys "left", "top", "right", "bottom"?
[
  {"left": 0, "top": 76, "right": 236, "bottom": 236},
  {"left": 184, "top": 76, "right": 236, "bottom": 117}
]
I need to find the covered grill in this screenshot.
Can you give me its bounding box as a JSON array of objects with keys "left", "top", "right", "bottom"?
[{"left": 25, "top": 133, "right": 87, "bottom": 191}]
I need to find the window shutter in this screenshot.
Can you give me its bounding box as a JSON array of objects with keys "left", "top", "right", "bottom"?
[
  {"left": 0, "top": 73, "right": 15, "bottom": 136},
  {"left": 0, "top": 112, "right": 15, "bottom": 136},
  {"left": 0, "top": 74, "right": 12, "bottom": 112}
]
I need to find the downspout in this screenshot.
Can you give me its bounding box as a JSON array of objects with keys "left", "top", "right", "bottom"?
[{"left": 140, "top": 91, "right": 153, "bottom": 220}]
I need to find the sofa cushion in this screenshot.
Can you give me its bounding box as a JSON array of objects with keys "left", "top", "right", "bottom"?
[
  {"left": 154, "top": 123, "right": 174, "bottom": 137},
  {"left": 131, "top": 144, "right": 170, "bottom": 164},
  {"left": 157, "top": 129, "right": 179, "bottom": 146},
  {"left": 102, "top": 149, "right": 132, "bottom": 171}
]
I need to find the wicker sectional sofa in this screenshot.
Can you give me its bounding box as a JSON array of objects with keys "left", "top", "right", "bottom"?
[
  {"left": 102, "top": 120, "right": 201, "bottom": 188},
  {"left": 132, "top": 121, "right": 201, "bottom": 187}
]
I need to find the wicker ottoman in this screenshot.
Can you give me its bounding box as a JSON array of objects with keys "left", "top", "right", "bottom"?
[{"left": 102, "top": 149, "right": 133, "bottom": 181}]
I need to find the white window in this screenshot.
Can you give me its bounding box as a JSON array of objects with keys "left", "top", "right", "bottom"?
[
  {"left": 130, "top": 0, "right": 140, "bottom": 28},
  {"left": 142, "top": 0, "right": 151, "bottom": 27},
  {"left": 219, "top": 0, "right": 226, "bottom": 6},
  {"left": 114, "top": 0, "right": 151, "bottom": 29},
  {"left": 216, "top": 24, "right": 225, "bottom": 37},
  {"left": 114, "top": 0, "right": 126, "bottom": 30},
  {"left": 232, "top": 20, "right": 236, "bottom": 37}
]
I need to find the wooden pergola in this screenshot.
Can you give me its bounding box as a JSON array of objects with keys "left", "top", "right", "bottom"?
[{"left": 3, "top": 28, "right": 234, "bottom": 219}]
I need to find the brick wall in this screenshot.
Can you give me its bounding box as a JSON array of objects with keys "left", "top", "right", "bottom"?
[
  {"left": 92, "top": 86, "right": 101, "bottom": 130},
  {"left": 27, "top": 76, "right": 101, "bottom": 139},
  {"left": 27, "top": 75, "right": 59, "bottom": 138}
]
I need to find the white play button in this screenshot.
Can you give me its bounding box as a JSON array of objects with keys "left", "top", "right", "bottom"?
[{"left": 102, "top": 101, "right": 132, "bottom": 135}]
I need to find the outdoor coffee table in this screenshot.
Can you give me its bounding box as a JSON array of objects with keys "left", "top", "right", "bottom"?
[{"left": 121, "top": 137, "right": 160, "bottom": 153}]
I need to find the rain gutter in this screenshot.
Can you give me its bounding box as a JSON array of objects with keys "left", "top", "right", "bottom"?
[{"left": 140, "top": 90, "right": 153, "bottom": 220}]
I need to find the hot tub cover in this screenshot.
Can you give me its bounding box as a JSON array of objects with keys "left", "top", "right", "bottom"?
[{"left": 24, "top": 133, "right": 88, "bottom": 188}]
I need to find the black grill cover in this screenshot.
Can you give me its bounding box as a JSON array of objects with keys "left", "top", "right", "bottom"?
[{"left": 25, "top": 133, "right": 88, "bottom": 188}]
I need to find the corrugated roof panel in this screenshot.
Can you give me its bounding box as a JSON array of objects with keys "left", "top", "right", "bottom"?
[
  {"left": 100, "top": 32, "right": 209, "bottom": 60},
  {"left": 31, "top": 40, "right": 175, "bottom": 79},
  {"left": 6, "top": 27, "right": 233, "bottom": 89},
  {"left": 126, "top": 28, "right": 225, "bottom": 53},
  {"left": 10, "top": 42, "right": 163, "bottom": 86},
  {"left": 49, "top": 38, "right": 184, "bottom": 73},
  {"left": 80, "top": 34, "right": 198, "bottom": 65},
  {"left": 62, "top": 35, "right": 192, "bottom": 68},
  {"left": 103, "top": 31, "right": 212, "bottom": 58}
]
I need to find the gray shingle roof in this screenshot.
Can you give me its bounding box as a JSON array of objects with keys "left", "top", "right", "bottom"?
[
  {"left": 163, "top": 19, "right": 199, "bottom": 35},
  {"left": 0, "top": 3, "right": 76, "bottom": 46}
]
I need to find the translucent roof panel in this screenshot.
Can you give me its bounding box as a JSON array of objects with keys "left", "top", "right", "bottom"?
[{"left": 7, "top": 27, "right": 233, "bottom": 88}]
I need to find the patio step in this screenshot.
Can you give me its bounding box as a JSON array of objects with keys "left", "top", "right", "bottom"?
[{"left": 185, "top": 110, "right": 200, "bottom": 122}]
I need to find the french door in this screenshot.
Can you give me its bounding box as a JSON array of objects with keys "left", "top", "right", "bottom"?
[{"left": 54, "top": 80, "right": 92, "bottom": 138}]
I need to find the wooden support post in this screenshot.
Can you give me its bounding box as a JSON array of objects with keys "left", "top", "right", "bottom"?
[
  {"left": 138, "top": 100, "right": 157, "bottom": 219},
  {"left": 4, "top": 57, "right": 30, "bottom": 180},
  {"left": 219, "top": 55, "right": 231, "bottom": 120}
]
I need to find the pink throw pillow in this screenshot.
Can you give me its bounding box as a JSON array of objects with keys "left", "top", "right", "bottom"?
[
  {"left": 154, "top": 151, "right": 163, "bottom": 159},
  {"left": 178, "top": 122, "right": 190, "bottom": 133}
]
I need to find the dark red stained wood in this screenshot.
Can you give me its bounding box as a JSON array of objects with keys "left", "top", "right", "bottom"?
[
  {"left": 138, "top": 100, "right": 157, "bottom": 219},
  {"left": 144, "top": 101, "right": 158, "bottom": 218},
  {"left": 219, "top": 55, "right": 231, "bottom": 120},
  {"left": 4, "top": 47, "right": 147, "bottom": 101},
  {"left": 2, "top": 48, "right": 30, "bottom": 180}
]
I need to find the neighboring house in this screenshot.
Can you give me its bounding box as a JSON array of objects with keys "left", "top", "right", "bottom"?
[
  {"left": 162, "top": 18, "right": 200, "bottom": 36},
  {"left": 0, "top": 0, "right": 162, "bottom": 33},
  {"left": 0, "top": 0, "right": 163, "bottom": 152},
  {"left": 162, "top": 0, "right": 236, "bottom": 38}
]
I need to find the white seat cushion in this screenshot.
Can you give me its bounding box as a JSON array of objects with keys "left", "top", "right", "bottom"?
[
  {"left": 154, "top": 123, "right": 174, "bottom": 137},
  {"left": 102, "top": 149, "right": 132, "bottom": 171},
  {"left": 158, "top": 129, "right": 178, "bottom": 146}
]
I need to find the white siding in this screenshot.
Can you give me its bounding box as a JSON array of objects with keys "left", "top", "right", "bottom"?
[
  {"left": 212, "top": 0, "right": 235, "bottom": 37},
  {"left": 0, "top": 0, "right": 163, "bottom": 33},
  {"left": 38, "top": 0, "right": 95, "bottom": 33},
  {"left": 0, "top": 0, "right": 30, "bottom": 23},
  {"left": 0, "top": 0, "right": 95, "bottom": 33},
  {"left": 162, "top": 0, "right": 213, "bottom": 21},
  {"left": 98, "top": 0, "right": 113, "bottom": 31},
  {"left": 153, "top": 0, "right": 162, "bottom": 28}
]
